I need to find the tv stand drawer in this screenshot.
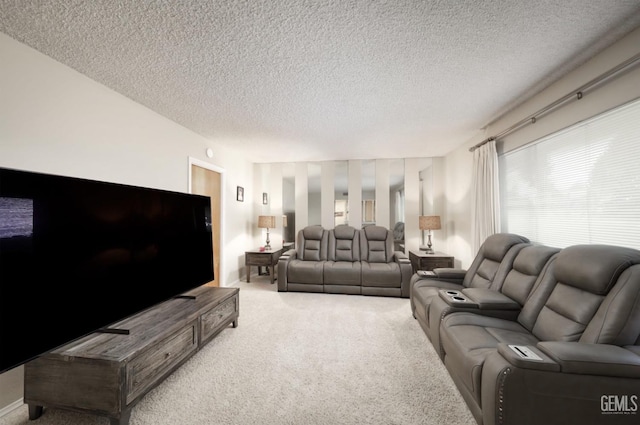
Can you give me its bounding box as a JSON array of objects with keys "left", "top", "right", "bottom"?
[
  {"left": 126, "top": 321, "right": 198, "bottom": 404},
  {"left": 201, "top": 296, "right": 238, "bottom": 342}
]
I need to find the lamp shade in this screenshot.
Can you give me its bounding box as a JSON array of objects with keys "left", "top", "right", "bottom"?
[
  {"left": 258, "top": 215, "right": 276, "bottom": 229},
  {"left": 419, "top": 215, "right": 441, "bottom": 230}
]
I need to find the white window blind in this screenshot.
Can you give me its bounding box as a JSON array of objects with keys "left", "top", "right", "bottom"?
[{"left": 500, "top": 98, "right": 640, "bottom": 249}]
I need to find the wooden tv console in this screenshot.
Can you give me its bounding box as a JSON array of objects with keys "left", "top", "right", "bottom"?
[{"left": 24, "top": 285, "right": 239, "bottom": 425}]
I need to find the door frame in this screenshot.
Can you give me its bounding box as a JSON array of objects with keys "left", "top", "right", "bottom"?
[{"left": 188, "top": 157, "right": 225, "bottom": 286}]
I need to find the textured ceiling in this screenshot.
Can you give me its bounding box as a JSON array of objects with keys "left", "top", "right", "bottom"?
[{"left": 2, "top": 1, "right": 640, "bottom": 163}]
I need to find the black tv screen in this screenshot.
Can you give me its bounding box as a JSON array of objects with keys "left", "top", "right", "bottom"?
[{"left": 0, "top": 167, "right": 214, "bottom": 373}]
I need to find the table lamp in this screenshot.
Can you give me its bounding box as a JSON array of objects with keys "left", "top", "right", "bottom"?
[
  {"left": 258, "top": 215, "right": 276, "bottom": 250},
  {"left": 419, "top": 215, "right": 441, "bottom": 254}
]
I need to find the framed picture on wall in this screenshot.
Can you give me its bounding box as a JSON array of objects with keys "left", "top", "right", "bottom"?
[
  {"left": 236, "top": 186, "right": 244, "bottom": 202},
  {"left": 262, "top": 192, "right": 268, "bottom": 205}
]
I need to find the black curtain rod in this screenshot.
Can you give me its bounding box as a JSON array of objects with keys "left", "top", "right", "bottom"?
[{"left": 469, "top": 51, "right": 640, "bottom": 152}]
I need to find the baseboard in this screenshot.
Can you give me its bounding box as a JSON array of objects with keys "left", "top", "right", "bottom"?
[{"left": 0, "top": 398, "right": 23, "bottom": 418}]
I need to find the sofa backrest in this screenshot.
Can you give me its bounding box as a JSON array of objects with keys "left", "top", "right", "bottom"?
[
  {"left": 500, "top": 245, "right": 561, "bottom": 306},
  {"left": 360, "top": 225, "right": 394, "bottom": 263},
  {"left": 526, "top": 244, "right": 640, "bottom": 343},
  {"left": 296, "top": 225, "right": 328, "bottom": 261},
  {"left": 328, "top": 225, "right": 360, "bottom": 262},
  {"left": 581, "top": 263, "right": 640, "bottom": 345},
  {"left": 462, "top": 233, "right": 530, "bottom": 290}
]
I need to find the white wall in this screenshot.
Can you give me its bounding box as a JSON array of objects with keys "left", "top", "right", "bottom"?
[
  {"left": 444, "top": 26, "right": 640, "bottom": 268},
  {"left": 0, "top": 33, "right": 255, "bottom": 408}
]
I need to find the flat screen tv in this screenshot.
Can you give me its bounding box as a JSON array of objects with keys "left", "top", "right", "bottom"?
[{"left": 0, "top": 167, "right": 214, "bottom": 373}]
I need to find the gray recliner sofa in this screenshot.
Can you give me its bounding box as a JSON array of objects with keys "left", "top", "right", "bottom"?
[
  {"left": 436, "top": 243, "right": 640, "bottom": 425},
  {"left": 278, "top": 224, "right": 412, "bottom": 297}
]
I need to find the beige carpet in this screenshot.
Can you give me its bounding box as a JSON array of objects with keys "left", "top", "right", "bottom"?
[{"left": 1, "top": 276, "right": 476, "bottom": 425}]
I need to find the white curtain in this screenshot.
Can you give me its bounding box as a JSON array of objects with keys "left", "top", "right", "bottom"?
[{"left": 472, "top": 140, "right": 500, "bottom": 252}]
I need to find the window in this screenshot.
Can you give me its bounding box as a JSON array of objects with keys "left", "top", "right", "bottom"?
[{"left": 500, "top": 98, "right": 640, "bottom": 249}]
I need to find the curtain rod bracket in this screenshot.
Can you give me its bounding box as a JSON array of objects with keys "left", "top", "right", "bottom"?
[{"left": 469, "top": 137, "right": 496, "bottom": 152}]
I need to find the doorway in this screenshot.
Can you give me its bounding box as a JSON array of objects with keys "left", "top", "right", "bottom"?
[{"left": 189, "top": 158, "right": 224, "bottom": 287}]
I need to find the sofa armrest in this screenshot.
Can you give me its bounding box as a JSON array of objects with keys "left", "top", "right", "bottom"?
[
  {"left": 413, "top": 268, "right": 466, "bottom": 285},
  {"left": 461, "top": 288, "right": 521, "bottom": 311},
  {"left": 482, "top": 346, "right": 640, "bottom": 425},
  {"left": 394, "top": 250, "right": 409, "bottom": 261},
  {"left": 495, "top": 342, "right": 640, "bottom": 378},
  {"left": 280, "top": 249, "right": 296, "bottom": 259},
  {"left": 277, "top": 251, "right": 297, "bottom": 292},
  {"left": 437, "top": 288, "right": 521, "bottom": 312},
  {"left": 433, "top": 268, "right": 466, "bottom": 279},
  {"left": 438, "top": 289, "right": 479, "bottom": 309},
  {"left": 496, "top": 343, "right": 560, "bottom": 372},
  {"left": 396, "top": 252, "right": 413, "bottom": 298},
  {"left": 537, "top": 341, "right": 640, "bottom": 378},
  {"left": 429, "top": 268, "right": 467, "bottom": 284}
]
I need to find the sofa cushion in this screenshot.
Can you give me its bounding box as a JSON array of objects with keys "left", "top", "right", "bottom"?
[
  {"left": 532, "top": 283, "right": 604, "bottom": 342},
  {"left": 554, "top": 244, "right": 640, "bottom": 295},
  {"left": 463, "top": 233, "right": 530, "bottom": 290},
  {"left": 287, "top": 260, "right": 324, "bottom": 284},
  {"left": 328, "top": 225, "right": 360, "bottom": 262},
  {"left": 581, "top": 264, "right": 640, "bottom": 345},
  {"left": 334, "top": 224, "right": 357, "bottom": 240},
  {"left": 531, "top": 245, "right": 640, "bottom": 342},
  {"left": 298, "top": 225, "right": 328, "bottom": 261},
  {"left": 361, "top": 262, "right": 401, "bottom": 287},
  {"left": 366, "top": 241, "right": 388, "bottom": 263},
  {"left": 361, "top": 226, "right": 394, "bottom": 263},
  {"left": 501, "top": 245, "right": 560, "bottom": 305},
  {"left": 324, "top": 261, "right": 361, "bottom": 286},
  {"left": 412, "top": 282, "right": 463, "bottom": 325},
  {"left": 441, "top": 313, "right": 539, "bottom": 403}
]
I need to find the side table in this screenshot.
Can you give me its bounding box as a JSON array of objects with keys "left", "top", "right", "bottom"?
[
  {"left": 245, "top": 247, "right": 284, "bottom": 284},
  {"left": 408, "top": 250, "right": 454, "bottom": 273}
]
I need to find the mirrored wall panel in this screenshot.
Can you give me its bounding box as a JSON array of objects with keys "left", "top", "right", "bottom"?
[
  {"left": 308, "top": 162, "right": 321, "bottom": 226},
  {"left": 361, "top": 159, "right": 375, "bottom": 226},
  {"left": 282, "top": 163, "right": 296, "bottom": 243},
  {"left": 334, "top": 161, "right": 348, "bottom": 226},
  {"left": 419, "top": 158, "right": 433, "bottom": 216},
  {"left": 389, "top": 158, "right": 405, "bottom": 251}
]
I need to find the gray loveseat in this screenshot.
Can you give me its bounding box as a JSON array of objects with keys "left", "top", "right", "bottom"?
[{"left": 278, "top": 224, "right": 412, "bottom": 297}]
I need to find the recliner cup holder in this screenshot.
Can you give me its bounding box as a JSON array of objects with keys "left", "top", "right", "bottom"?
[
  {"left": 445, "top": 290, "right": 459, "bottom": 295},
  {"left": 452, "top": 296, "right": 466, "bottom": 302}
]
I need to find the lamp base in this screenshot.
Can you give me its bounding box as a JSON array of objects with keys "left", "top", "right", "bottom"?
[{"left": 419, "top": 246, "right": 434, "bottom": 254}]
